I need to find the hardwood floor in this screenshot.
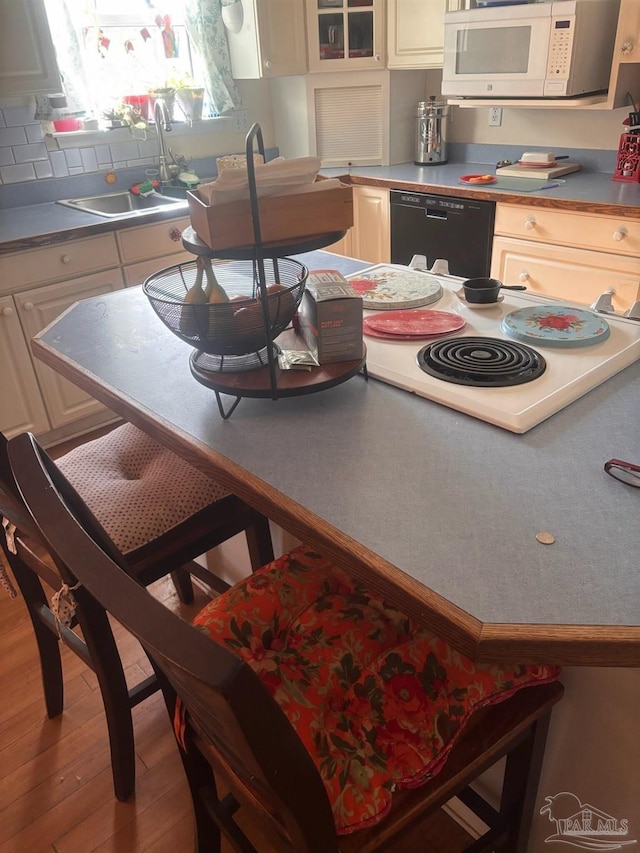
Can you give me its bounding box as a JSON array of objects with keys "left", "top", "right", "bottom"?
[{"left": 0, "top": 430, "right": 473, "bottom": 852}]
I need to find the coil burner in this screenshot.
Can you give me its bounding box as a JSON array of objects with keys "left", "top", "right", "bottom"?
[{"left": 417, "top": 336, "right": 546, "bottom": 387}]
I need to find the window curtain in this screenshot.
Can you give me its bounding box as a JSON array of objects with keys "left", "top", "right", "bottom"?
[
  {"left": 184, "top": 0, "right": 242, "bottom": 115},
  {"left": 38, "top": 0, "right": 95, "bottom": 120}
]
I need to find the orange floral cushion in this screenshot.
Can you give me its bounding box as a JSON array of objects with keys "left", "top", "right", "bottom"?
[{"left": 190, "top": 546, "right": 560, "bottom": 835}]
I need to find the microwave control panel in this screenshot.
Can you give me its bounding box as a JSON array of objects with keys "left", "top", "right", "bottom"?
[{"left": 547, "top": 17, "right": 575, "bottom": 81}]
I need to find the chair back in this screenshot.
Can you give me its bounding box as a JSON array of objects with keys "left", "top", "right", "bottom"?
[
  {"left": 8, "top": 431, "right": 338, "bottom": 852},
  {"left": 0, "top": 430, "right": 41, "bottom": 542}
]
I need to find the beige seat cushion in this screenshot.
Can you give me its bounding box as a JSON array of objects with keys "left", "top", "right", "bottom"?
[{"left": 57, "top": 423, "right": 228, "bottom": 554}]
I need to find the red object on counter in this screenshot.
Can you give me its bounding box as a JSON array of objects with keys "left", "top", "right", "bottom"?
[{"left": 612, "top": 133, "right": 640, "bottom": 182}]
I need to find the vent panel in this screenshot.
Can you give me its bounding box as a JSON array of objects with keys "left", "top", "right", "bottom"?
[{"left": 314, "top": 85, "right": 383, "bottom": 162}]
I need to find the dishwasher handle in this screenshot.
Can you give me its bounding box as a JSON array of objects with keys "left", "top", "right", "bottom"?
[{"left": 426, "top": 207, "right": 447, "bottom": 220}]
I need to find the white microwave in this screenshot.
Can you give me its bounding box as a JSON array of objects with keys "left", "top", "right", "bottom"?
[{"left": 442, "top": 0, "right": 620, "bottom": 99}]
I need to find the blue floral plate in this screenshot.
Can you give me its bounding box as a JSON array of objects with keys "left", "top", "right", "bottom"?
[{"left": 501, "top": 305, "right": 610, "bottom": 348}]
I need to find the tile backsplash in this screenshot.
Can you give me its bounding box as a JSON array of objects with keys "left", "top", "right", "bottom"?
[{"left": 0, "top": 102, "right": 161, "bottom": 186}]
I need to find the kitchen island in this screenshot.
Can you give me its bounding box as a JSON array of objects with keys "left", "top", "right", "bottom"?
[
  {"left": 31, "top": 250, "right": 639, "bottom": 668},
  {"left": 28, "top": 247, "right": 640, "bottom": 850}
]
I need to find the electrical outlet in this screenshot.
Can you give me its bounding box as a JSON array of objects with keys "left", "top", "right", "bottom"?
[
  {"left": 232, "top": 109, "right": 250, "bottom": 134},
  {"left": 489, "top": 107, "right": 503, "bottom": 127}
]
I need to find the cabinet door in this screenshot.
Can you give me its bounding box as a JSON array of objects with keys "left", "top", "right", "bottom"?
[
  {"left": 123, "top": 251, "right": 194, "bottom": 288},
  {"left": 256, "top": 0, "right": 308, "bottom": 76},
  {"left": 0, "top": 295, "right": 50, "bottom": 438},
  {"left": 491, "top": 236, "right": 640, "bottom": 312},
  {"left": 387, "top": 0, "right": 463, "bottom": 69},
  {"left": 14, "top": 271, "right": 124, "bottom": 430},
  {"left": 307, "top": 0, "right": 384, "bottom": 72},
  {"left": 227, "top": 0, "right": 307, "bottom": 78},
  {"left": 615, "top": 0, "right": 640, "bottom": 63},
  {"left": 0, "top": 0, "right": 62, "bottom": 96},
  {"left": 351, "top": 186, "right": 390, "bottom": 264}
]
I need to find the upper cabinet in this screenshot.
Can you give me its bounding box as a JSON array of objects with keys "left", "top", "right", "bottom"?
[
  {"left": 306, "top": 0, "right": 384, "bottom": 73},
  {"left": 0, "top": 0, "right": 62, "bottom": 97},
  {"left": 225, "top": 0, "right": 307, "bottom": 79},
  {"left": 387, "top": 0, "right": 463, "bottom": 70},
  {"left": 615, "top": 0, "right": 640, "bottom": 62}
]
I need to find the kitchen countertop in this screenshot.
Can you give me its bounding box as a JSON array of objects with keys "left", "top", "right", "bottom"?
[
  {"left": 2, "top": 162, "right": 640, "bottom": 255},
  {"left": 31, "top": 249, "right": 640, "bottom": 667}
]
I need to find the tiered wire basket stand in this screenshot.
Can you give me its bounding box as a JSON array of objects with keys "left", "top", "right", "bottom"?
[{"left": 144, "top": 123, "right": 366, "bottom": 418}]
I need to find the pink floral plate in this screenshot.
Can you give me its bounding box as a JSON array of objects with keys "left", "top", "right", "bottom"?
[
  {"left": 362, "top": 318, "right": 461, "bottom": 341},
  {"left": 501, "top": 305, "right": 610, "bottom": 348},
  {"left": 366, "top": 309, "right": 466, "bottom": 337}
]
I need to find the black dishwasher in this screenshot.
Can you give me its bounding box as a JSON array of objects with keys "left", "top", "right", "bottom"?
[{"left": 390, "top": 190, "right": 495, "bottom": 279}]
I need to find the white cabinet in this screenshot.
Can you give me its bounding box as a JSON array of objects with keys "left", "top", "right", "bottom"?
[
  {"left": 15, "top": 271, "right": 125, "bottom": 430},
  {"left": 351, "top": 185, "right": 390, "bottom": 264},
  {"left": 491, "top": 203, "right": 640, "bottom": 311},
  {"left": 117, "top": 215, "right": 192, "bottom": 285},
  {"left": 0, "top": 215, "right": 199, "bottom": 444},
  {"left": 327, "top": 185, "right": 389, "bottom": 264},
  {"left": 0, "top": 294, "right": 50, "bottom": 439},
  {"left": 387, "top": 0, "right": 463, "bottom": 69},
  {"left": 306, "top": 0, "right": 384, "bottom": 72},
  {"left": 0, "top": 0, "right": 62, "bottom": 97},
  {"left": 226, "top": 0, "right": 307, "bottom": 79}
]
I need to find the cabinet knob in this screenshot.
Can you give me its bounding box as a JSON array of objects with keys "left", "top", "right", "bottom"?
[
  {"left": 60, "top": 254, "right": 71, "bottom": 265},
  {"left": 620, "top": 41, "right": 634, "bottom": 55},
  {"left": 1, "top": 306, "right": 14, "bottom": 317},
  {"left": 374, "top": 54, "right": 382, "bottom": 63},
  {"left": 169, "top": 227, "right": 182, "bottom": 242},
  {"left": 518, "top": 271, "right": 530, "bottom": 283},
  {"left": 613, "top": 227, "right": 627, "bottom": 242},
  {"left": 524, "top": 218, "right": 536, "bottom": 230},
  {"left": 23, "top": 301, "right": 34, "bottom": 311},
  {"left": 264, "top": 59, "right": 272, "bottom": 69}
]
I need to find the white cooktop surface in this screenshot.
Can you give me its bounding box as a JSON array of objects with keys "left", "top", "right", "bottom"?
[{"left": 356, "top": 269, "right": 640, "bottom": 433}]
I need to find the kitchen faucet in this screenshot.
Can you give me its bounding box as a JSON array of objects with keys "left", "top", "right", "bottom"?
[{"left": 153, "top": 98, "right": 173, "bottom": 185}]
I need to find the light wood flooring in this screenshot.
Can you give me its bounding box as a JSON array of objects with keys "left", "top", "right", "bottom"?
[{"left": 0, "top": 431, "right": 473, "bottom": 853}]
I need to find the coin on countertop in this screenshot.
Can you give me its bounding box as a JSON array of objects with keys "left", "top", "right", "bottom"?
[{"left": 536, "top": 531, "right": 555, "bottom": 545}]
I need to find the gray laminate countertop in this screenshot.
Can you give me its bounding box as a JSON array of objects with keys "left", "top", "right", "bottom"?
[
  {"left": 31, "top": 249, "right": 640, "bottom": 666},
  {"left": 2, "top": 160, "right": 640, "bottom": 255}
]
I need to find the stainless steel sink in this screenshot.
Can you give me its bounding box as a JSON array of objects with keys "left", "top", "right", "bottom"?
[{"left": 56, "top": 190, "right": 185, "bottom": 218}]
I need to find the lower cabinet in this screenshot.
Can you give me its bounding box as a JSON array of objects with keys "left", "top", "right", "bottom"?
[
  {"left": 0, "top": 294, "right": 50, "bottom": 438},
  {"left": 14, "top": 271, "right": 125, "bottom": 431},
  {"left": 325, "top": 185, "right": 390, "bottom": 265},
  {"left": 1, "top": 215, "right": 194, "bottom": 444},
  {"left": 491, "top": 203, "right": 640, "bottom": 311}
]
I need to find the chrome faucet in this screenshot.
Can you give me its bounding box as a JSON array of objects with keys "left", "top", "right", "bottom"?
[{"left": 153, "top": 98, "right": 173, "bottom": 184}]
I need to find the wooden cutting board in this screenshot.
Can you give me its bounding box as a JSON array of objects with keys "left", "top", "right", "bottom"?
[{"left": 495, "top": 162, "right": 581, "bottom": 179}]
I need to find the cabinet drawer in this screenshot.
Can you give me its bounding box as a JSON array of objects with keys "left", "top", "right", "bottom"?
[
  {"left": 494, "top": 204, "right": 640, "bottom": 258},
  {"left": 0, "top": 233, "right": 119, "bottom": 294},
  {"left": 491, "top": 236, "right": 640, "bottom": 311},
  {"left": 117, "top": 216, "right": 190, "bottom": 264}
]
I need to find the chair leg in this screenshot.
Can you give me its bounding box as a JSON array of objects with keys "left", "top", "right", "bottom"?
[
  {"left": 171, "top": 567, "right": 195, "bottom": 604},
  {"left": 75, "top": 591, "right": 137, "bottom": 802},
  {"left": 6, "top": 553, "right": 64, "bottom": 718},
  {"left": 244, "top": 512, "right": 274, "bottom": 572},
  {"left": 495, "top": 710, "right": 554, "bottom": 853}
]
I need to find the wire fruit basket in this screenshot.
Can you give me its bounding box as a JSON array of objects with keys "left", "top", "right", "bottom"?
[{"left": 143, "top": 257, "right": 307, "bottom": 359}]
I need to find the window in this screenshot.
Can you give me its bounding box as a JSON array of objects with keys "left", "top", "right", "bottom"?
[{"left": 42, "top": 0, "right": 240, "bottom": 127}]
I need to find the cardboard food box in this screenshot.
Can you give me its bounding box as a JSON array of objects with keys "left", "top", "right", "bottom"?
[
  {"left": 187, "top": 182, "right": 353, "bottom": 250},
  {"left": 298, "top": 270, "right": 363, "bottom": 364}
]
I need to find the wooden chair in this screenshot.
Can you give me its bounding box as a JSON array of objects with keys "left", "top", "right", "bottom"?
[
  {"left": 0, "top": 424, "right": 273, "bottom": 802},
  {"left": 9, "top": 430, "right": 564, "bottom": 852}
]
